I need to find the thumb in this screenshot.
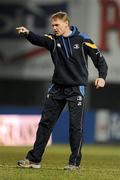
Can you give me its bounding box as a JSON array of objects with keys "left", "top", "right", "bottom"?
[{"left": 95, "top": 79, "right": 99, "bottom": 89}]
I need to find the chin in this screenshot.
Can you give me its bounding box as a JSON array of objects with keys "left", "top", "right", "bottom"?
[
  {"left": 55, "top": 32, "right": 62, "bottom": 36},
  {"left": 54, "top": 31, "right": 62, "bottom": 36}
]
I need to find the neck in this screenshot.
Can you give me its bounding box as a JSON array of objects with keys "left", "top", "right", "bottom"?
[{"left": 63, "top": 27, "right": 72, "bottom": 37}]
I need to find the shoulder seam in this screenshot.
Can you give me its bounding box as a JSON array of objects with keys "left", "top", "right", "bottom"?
[
  {"left": 44, "top": 34, "right": 54, "bottom": 40},
  {"left": 79, "top": 33, "right": 90, "bottom": 40}
]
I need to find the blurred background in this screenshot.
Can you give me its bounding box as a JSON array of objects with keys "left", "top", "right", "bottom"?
[{"left": 0, "top": 0, "right": 120, "bottom": 146}]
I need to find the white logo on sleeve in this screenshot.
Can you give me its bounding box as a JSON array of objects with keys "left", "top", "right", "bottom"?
[{"left": 57, "top": 43, "right": 61, "bottom": 48}]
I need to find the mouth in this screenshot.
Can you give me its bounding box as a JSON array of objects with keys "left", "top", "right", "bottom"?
[{"left": 53, "top": 30, "right": 61, "bottom": 36}]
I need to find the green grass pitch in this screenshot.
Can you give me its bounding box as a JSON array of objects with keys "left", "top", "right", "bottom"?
[{"left": 0, "top": 145, "right": 120, "bottom": 180}]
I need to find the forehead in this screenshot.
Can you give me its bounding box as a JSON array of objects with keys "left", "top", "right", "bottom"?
[{"left": 51, "top": 18, "right": 65, "bottom": 25}]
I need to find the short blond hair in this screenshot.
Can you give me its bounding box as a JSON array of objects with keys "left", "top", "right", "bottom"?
[{"left": 51, "top": 11, "right": 70, "bottom": 24}]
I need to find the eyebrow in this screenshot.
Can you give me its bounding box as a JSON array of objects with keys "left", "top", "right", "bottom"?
[{"left": 52, "top": 23, "right": 59, "bottom": 26}]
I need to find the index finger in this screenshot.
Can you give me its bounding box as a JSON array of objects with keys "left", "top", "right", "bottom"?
[{"left": 16, "top": 27, "right": 21, "bottom": 30}]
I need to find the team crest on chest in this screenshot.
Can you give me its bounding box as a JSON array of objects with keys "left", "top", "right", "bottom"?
[{"left": 73, "top": 44, "right": 80, "bottom": 49}]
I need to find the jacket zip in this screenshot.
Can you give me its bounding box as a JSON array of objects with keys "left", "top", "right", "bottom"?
[{"left": 61, "top": 37, "right": 69, "bottom": 58}]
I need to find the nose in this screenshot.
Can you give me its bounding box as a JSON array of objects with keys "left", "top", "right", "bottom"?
[{"left": 53, "top": 25, "right": 57, "bottom": 31}]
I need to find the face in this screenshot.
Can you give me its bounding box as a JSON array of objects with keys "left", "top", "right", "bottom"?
[{"left": 51, "top": 18, "right": 69, "bottom": 36}]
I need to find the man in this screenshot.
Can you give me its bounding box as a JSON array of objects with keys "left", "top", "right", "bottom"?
[{"left": 16, "top": 11, "right": 108, "bottom": 170}]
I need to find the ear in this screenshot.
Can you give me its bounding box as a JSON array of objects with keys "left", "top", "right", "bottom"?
[{"left": 65, "top": 20, "right": 69, "bottom": 27}]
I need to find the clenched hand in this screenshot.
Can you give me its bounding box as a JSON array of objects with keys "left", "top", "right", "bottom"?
[{"left": 95, "top": 78, "right": 106, "bottom": 89}]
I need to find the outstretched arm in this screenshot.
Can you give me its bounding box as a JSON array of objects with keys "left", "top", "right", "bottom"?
[{"left": 16, "top": 26, "right": 54, "bottom": 51}]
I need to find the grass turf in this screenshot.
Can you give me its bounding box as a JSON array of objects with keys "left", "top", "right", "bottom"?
[{"left": 0, "top": 145, "right": 120, "bottom": 180}]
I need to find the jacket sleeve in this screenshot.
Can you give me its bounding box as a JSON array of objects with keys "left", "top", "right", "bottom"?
[
  {"left": 25, "top": 31, "right": 54, "bottom": 51},
  {"left": 84, "top": 39, "right": 108, "bottom": 80}
]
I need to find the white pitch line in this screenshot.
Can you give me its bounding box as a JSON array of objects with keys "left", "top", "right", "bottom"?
[{"left": 0, "top": 164, "right": 17, "bottom": 168}]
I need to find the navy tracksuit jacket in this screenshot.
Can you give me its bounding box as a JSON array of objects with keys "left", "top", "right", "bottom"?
[{"left": 25, "top": 26, "right": 108, "bottom": 166}]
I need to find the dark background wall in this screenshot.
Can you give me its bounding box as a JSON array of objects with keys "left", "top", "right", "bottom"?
[
  {"left": 89, "top": 83, "right": 120, "bottom": 110},
  {"left": 0, "top": 79, "right": 49, "bottom": 107}
]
